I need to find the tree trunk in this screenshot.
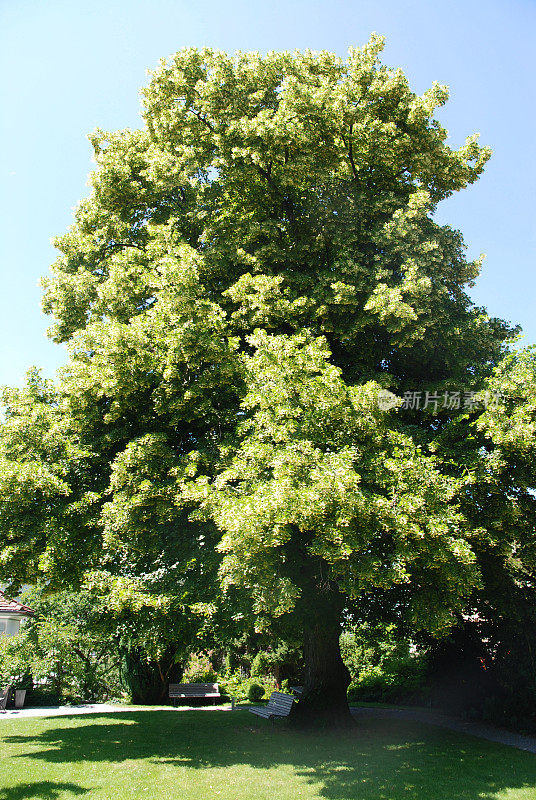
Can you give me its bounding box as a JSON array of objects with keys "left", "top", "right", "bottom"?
[
  {"left": 273, "top": 663, "right": 281, "bottom": 690},
  {"left": 290, "top": 614, "right": 353, "bottom": 728},
  {"left": 282, "top": 545, "right": 353, "bottom": 727}
]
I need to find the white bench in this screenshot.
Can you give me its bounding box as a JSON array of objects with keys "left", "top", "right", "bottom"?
[
  {"left": 169, "top": 683, "right": 220, "bottom": 705},
  {"left": 249, "top": 691, "right": 294, "bottom": 719}
]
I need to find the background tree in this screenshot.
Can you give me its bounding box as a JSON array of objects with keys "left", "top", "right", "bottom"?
[
  {"left": 0, "top": 37, "right": 521, "bottom": 724},
  {"left": 0, "top": 375, "right": 221, "bottom": 702},
  {"left": 437, "top": 347, "right": 536, "bottom": 727},
  {"left": 0, "top": 588, "right": 120, "bottom": 702}
]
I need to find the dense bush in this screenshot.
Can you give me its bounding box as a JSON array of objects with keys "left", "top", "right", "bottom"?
[
  {"left": 24, "top": 686, "right": 63, "bottom": 707},
  {"left": 341, "top": 624, "right": 427, "bottom": 704},
  {"left": 347, "top": 656, "right": 427, "bottom": 703},
  {"left": 119, "top": 646, "right": 181, "bottom": 705},
  {"left": 176, "top": 652, "right": 276, "bottom": 704},
  {"left": 182, "top": 652, "right": 218, "bottom": 683},
  {"left": 218, "top": 672, "right": 276, "bottom": 703},
  {"left": 247, "top": 683, "right": 265, "bottom": 702},
  {"left": 250, "top": 641, "right": 303, "bottom": 686},
  {"left": 424, "top": 617, "right": 536, "bottom": 732},
  {"left": 477, "top": 688, "right": 536, "bottom": 733}
]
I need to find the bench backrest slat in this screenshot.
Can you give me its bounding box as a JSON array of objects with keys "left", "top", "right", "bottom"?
[
  {"left": 266, "top": 692, "right": 294, "bottom": 712},
  {"left": 169, "top": 683, "right": 219, "bottom": 695}
]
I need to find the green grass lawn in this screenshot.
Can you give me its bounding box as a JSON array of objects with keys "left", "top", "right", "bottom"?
[{"left": 0, "top": 709, "right": 535, "bottom": 800}]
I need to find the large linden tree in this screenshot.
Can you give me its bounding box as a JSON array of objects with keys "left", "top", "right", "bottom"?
[{"left": 1, "top": 37, "right": 525, "bottom": 724}]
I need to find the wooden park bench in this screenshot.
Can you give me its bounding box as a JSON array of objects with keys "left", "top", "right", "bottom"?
[
  {"left": 169, "top": 682, "right": 220, "bottom": 706},
  {"left": 249, "top": 691, "right": 294, "bottom": 719},
  {"left": 0, "top": 686, "right": 11, "bottom": 714}
]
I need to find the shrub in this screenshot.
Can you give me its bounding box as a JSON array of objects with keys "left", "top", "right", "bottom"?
[
  {"left": 25, "top": 686, "right": 62, "bottom": 707},
  {"left": 342, "top": 623, "right": 427, "bottom": 704},
  {"left": 218, "top": 672, "right": 275, "bottom": 703},
  {"left": 182, "top": 653, "right": 217, "bottom": 683},
  {"left": 248, "top": 683, "right": 265, "bottom": 702},
  {"left": 249, "top": 642, "right": 303, "bottom": 685}
]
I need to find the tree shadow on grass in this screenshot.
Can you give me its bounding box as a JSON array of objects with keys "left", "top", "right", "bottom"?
[
  {"left": 3, "top": 711, "right": 536, "bottom": 800},
  {"left": 0, "top": 782, "right": 88, "bottom": 800}
]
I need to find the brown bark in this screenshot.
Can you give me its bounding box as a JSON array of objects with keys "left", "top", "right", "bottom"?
[
  {"left": 282, "top": 542, "right": 353, "bottom": 727},
  {"left": 290, "top": 617, "right": 353, "bottom": 727}
]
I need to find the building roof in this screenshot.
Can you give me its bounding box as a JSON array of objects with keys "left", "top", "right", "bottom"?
[{"left": 0, "top": 591, "right": 34, "bottom": 616}]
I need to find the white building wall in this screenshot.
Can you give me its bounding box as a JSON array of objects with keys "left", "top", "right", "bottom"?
[{"left": 0, "top": 615, "right": 22, "bottom": 637}]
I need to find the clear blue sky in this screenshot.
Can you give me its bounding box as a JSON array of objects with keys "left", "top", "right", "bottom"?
[{"left": 1, "top": 0, "right": 534, "bottom": 387}]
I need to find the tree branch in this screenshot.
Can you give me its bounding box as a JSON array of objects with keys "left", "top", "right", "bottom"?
[
  {"left": 187, "top": 108, "right": 215, "bottom": 131},
  {"left": 346, "top": 124, "right": 359, "bottom": 181}
]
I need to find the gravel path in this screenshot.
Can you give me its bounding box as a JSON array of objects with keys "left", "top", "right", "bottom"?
[
  {"left": 351, "top": 705, "right": 536, "bottom": 754},
  {"left": 0, "top": 703, "right": 229, "bottom": 719}
]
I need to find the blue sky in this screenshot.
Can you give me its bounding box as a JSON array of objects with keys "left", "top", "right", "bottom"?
[{"left": 1, "top": 0, "right": 534, "bottom": 387}]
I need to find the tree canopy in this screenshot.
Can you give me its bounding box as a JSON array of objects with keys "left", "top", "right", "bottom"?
[{"left": 1, "top": 36, "right": 531, "bottom": 725}]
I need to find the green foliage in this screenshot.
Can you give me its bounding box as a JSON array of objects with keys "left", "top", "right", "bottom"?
[
  {"left": 415, "top": 347, "right": 536, "bottom": 729},
  {"left": 341, "top": 625, "right": 427, "bottom": 704},
  {"left": 247, "top": 683, "right": 265, "bottom": 702},
  {"left": 0, "top": 587, "right": 121, "bottom": 701},
  {"left": 0, "top": 374, "right": 99, "bottom": 586},
  {"left": 207, "top": 332, "right": 480, "bottom": 634},
  {"left": 347, "top": 660, "right": 427, "bottom": 705},
  {"left": 250, "top": 640, "right": 303, "bottom": 683},
  {"left": 182, "top": 652, "right": 218, "bottom": 683},
  {"left": 0, "top": 38, "right": 529, "bottom": 714},
  {"left": 218, "top": 672, "right": 276, "bottom": 703},
  {"left": 120, "top": 646, "right": 180, "bottom": 704}
]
